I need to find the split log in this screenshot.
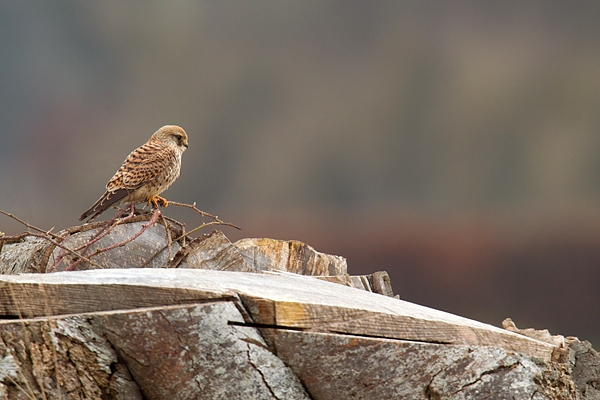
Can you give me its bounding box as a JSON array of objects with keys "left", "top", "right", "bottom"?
[
  {"left": 0, "top": 269, "right": 589, "bottom": 399},
  {"left": 0, "top": 216, "right": 180, "bottom": 274},
  {"left": 0, "top": 269, "right": 572, "bottom": 399},
  {"left": 234, "top": 237, "right": 347, "bottom": 275},
  {"left": 0, "top": 236, "right": 48, "bottom": 274},
  {"left": 0, "top": 223, "right": 394, "bottom": 297},
  {"left": 316, "top": 270, "right": 396, "bottom": 297},
  {"left": 0, "top": 269, "right": 556, "bottom": 361},
  {"left": 273, "top": 331, "right": 575, "bottom": 399},
  {"left": 0, "top": 217, "right": 598, "bottom": 399},
  {"left": 0, "top": 301, "right": 308, "bottom": 400}
]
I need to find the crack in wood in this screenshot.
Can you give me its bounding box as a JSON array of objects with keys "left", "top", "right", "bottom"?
[
  {"left": 228, "top": 320, "right": 456, "bottom": 345},
  {"left": 425, "top": 368, "right": 444, "bottom": 400},
  {"left": 244, "top": 344, "right": 278, "bottom": 400},
  {"left": 227, "top": 320, "right": 306, "bottom": 332},
  {"left": 451, "top": 361, "right": 521, "bottom": 396},
  {"left": 328, "top": 329, "right": 454, "bottom": 344}
]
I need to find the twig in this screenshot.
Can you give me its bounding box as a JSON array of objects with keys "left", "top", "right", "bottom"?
[
  {"left": 0, "top": 232, "right": 30, "bottom": 244},
  {"left": 28, "top": 233, "right": 104, "bottom": 271},
  {"left": 162, "top": 215, "right": 185, "bottom": 245},
  {"left": 44, "top": 235, "right": 70, "bottom": 273},
  {"left": 0, "top": 210, "right": 61, "bottom": 240},
  {"left": 1, "top": 202, "right": 239, "bottom": 273},
  {"left": 6, "top": 376, "right": 37, "bottom": 400},
  {"left": 84, "top": 205, "right": 132, "bottom": 242},
  {"left": 169, "top": 201, "right": 241, "bottom": 230},
  {"left": 140, "top": 219, "right": 229, "bottom": 268},
  {"left": 64, "top": 208, "right": 162, "bottom": 271},
  {"left": 159, "top": 212, "right": 173, "bottom": 261},
  {"left": 181, "top": 223, "right": 187, "bottom": 247},
  {"left": 48, "top": 205, "right": 139, "bottom": 272},
  {"left": 74, "top": 204, "right": 137, "bottom": 255},
  {"left": 139, "top": 201, "right": 240, "bottom": 268}
]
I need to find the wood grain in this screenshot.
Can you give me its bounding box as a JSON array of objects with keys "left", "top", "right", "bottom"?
[
  {"left": 0, "top": 269, "right": 556, "bottom": 361},
  {"left": 234, "top": 238, "right": 347, "bottom": 275}
]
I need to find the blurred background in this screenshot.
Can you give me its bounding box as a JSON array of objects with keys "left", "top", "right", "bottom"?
[{"left": 1, "top": 2, "right": 600, "bottom": 345}]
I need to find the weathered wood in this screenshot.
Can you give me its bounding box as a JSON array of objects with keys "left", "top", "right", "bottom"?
[
  {"left": 0, "top": 302, "right": 309, "bottom": 400},
  {"left": 569, "top": 340, "right": 600, "bottom": 397},
  {"left": 0, "top": 219, "right": 595, "bottom": 398},
  {"left": 171, "top": 230, "right": 254, "bottom": 271},
  {"left": 0, "top": 218, "right": 180, "bottom": 274},
  {"left": 234, "top": 238, "right": 347, "bottom": 275},
  {"left": 273, "top": 331, "right": 576, "bottom": 400},
  {"left": 94, "top": 302, "right": 309, "bottom": 400},
  {"left": 0, "top": 312, "right": 143, "bottom": 399},
  {"left": 174, "top": 232, "right": 393, "bottom": 294},
  {"left": 1, "top": 228, "right": 349, "bottom": 276},
  {"left": 503, "top": 317, "right": 568, "bottom": 347},
  {"left": 0, "top": 237, "right": 49, "bottom": 274},
  {"left": 48, "top": 221, "right": 180, "bottom": 272},
  {"left": 0, "top": 279, "right": 233, "bottom": 319},
  {"left": 315, "top": 271, "right": 395, "bottom": 297},
  {"left": 369, "top": 270, "right": 395, "bottom": 297},
  {"left": 0, "top": 269, "right": 555, "bottom": 362}
]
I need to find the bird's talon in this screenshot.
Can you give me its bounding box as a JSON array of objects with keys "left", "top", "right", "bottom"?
[
  {"left": 156, "top": 196, "right": 169, "bottom": 207},
  {"left": 148, "top": 196, "right": 169, "bottom": 208}
]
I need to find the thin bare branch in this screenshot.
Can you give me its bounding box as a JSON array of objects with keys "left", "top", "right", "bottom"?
[
  {"left": 65, "top": 208, "right": 162, "bottom": 271},
  {"left": 0, "top": 232, "right": 30, "bottom": 244},
  {"left": 48, "top": 205, "right": 141, "bottom": 272},
  {"left": 76, "top": 204, "right": 137, "bottom": 254},
  {"left": 1, "top": 202, "right": 239, "bottom": 273},
  {"left": 30, "top": 233, "right": 104, "bottom": 271},
  {"left": 0, "top": 210, "right": 61, "bottom": 240},
  {"left": 159, "top": 212, "right": 173, "bottom": 261},
  {"left": 140, "top": 219, "right": 230, "bottom": 268},
  {"left": 169, "top": 201, "right": 241, "bottom": 230}
]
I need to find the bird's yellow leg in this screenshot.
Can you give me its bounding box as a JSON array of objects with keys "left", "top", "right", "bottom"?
[
  {"left": 147, "top": 196, "right": 169, "bottom": 208},
  {"left": 147, "top": 196, "right": 159, "bottom": 208},
  {"left": 155, "top": 195, "right": 168, "bottom": 207}
]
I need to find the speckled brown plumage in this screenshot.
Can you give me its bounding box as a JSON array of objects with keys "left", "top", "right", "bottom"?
[{"left": 79, "top": 125, "right": 189, "bottom": 221}]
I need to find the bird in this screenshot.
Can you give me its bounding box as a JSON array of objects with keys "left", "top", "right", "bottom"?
[{"left": 79, "top": 125, "right": 189, "bottom": 222}]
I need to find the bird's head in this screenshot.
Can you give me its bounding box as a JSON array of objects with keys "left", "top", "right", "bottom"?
[{"left": 151, "top": 125, "right": 189, "bottom": 150}]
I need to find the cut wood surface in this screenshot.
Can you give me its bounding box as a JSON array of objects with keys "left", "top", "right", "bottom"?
[
  {"left": 316, "top": 270, "right": 396, "bottom": 297},
  {"left": 0, "top": 219, "right": 595, "bottom": 399},
  {"left": 1, "top": 226, "right": 348, "bottom": 277},
  {"left": 0, "top": 302, "right": 309, "bottom": 400},
  {"left": 171, "top": 230, "right": 252, "bottom": 271},
  {"left": 0, "top": 269, "right": 555, "bottom": 362},
  {"left": 273, "top": 331, "right": 575, "bottom": 400},
  {"left": 234, "top": 237, "right": 347, "bottom": 275},
  {"left": 49, "top": 221, "right": 181, "bottom": 272}
]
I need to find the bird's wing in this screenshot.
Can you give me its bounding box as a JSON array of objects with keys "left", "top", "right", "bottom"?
[{"left": 107, "top": 141, "right": 176, "bottom": 191}]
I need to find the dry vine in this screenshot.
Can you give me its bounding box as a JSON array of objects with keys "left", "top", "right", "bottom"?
[
  {"left": 0, "top": 201, "right": 240, "bottom": 273},
  {"left": 138, "top": 201, "right": 241, "bottom": 268}
]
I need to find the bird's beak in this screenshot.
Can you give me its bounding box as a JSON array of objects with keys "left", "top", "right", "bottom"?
[{"left": 183, "top": 140, "right": 189, "bottom": 149}]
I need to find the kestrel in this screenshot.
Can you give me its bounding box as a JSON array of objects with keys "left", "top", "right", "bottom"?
[{"left": 79, "top": 125, "right": 189, "bottom": 222}]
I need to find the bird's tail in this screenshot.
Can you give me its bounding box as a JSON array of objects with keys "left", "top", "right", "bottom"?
[{"left": 79, "top": 189, "right": 129, "bottom": 221}]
